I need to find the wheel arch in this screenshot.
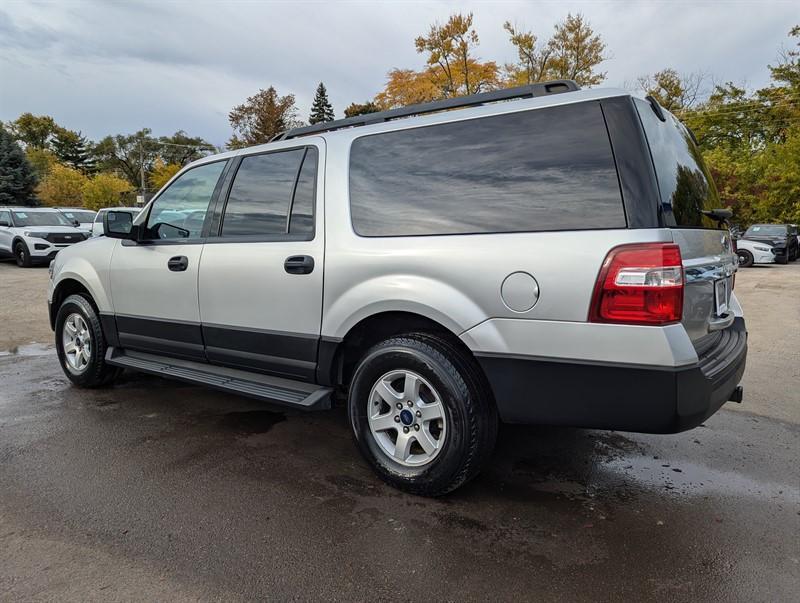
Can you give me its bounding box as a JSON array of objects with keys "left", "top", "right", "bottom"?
[
  {"left": 317, "top": 310, "right": 486, "bottom": 392},
  {"left": 50, "top": 274, "right": 106, "bottom": 329}
]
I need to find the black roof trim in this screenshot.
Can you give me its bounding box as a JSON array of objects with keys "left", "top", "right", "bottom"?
[{"left": 276, "top": 79, "right": 581, "bottom": 141}]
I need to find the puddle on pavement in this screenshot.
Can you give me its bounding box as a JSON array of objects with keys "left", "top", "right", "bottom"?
[
  {"left": 599, "top": 455, "right": 800, "bottom": 503},
  {"left": 219, "top": 410, "right": 286, "bottom": 434},
  {"left": 0, "top": 343, "right": 54, "bottom": 357}
]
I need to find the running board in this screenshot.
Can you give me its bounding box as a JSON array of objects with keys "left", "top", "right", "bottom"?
[{"left": 105, "top": 348, "right": 332, "bottom": 410}]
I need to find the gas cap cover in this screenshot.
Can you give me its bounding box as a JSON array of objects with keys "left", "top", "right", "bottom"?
[{"left": 501, "top": 271, "right": 540, "bottom": 313}]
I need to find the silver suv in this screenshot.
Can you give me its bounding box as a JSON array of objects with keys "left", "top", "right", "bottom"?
[{"left": 47, "top": 81, "right": 747, "bottom": 496}]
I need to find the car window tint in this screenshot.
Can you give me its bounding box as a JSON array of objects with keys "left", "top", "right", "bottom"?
[
  {"left": 634, "top": 98, "right": 721, "bottom": 229},
  {"left": 146, "top": 161, "right": 226, "bottom": 239},
  {"left": 222, "top": 149, "right": 305, "bottom": 237},
  {"left": 288, "top": 148, "right": 317, "bottom": 236},
  {"left": 349, "top": 102, "right": 625, "bottom": 236}
]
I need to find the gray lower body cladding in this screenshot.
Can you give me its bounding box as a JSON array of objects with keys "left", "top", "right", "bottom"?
[{"left": 477, "top": 318, "right": 747, "bottom": 434}]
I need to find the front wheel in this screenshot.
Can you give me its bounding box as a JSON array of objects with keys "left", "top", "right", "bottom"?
[
  {"left": 14, "top": 241, "right": 31, "bottom": 267},
  {"left": 737, "top": 249, "right": 754, "bottom": 268},
  {"left": 348, "top": 333, "right": 497, "bottom": 496},
  {"left": 55, "top": 294, "right": 121, "bottom": 387}
]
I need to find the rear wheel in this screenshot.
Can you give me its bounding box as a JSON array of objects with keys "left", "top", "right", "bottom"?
[
  {"left": 347, "top": 333, "right": 497, "bottom": 496},
  {"left": 736, "top": 249, "right": 754, "bottom": 268},
  {"left": 55, "top": 294, "right": 121, "bottom": 387},
  {"left": 14, "top": 241, "right": 31, "bottom": 267}
]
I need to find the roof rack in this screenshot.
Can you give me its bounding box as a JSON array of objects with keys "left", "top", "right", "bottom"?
[{"left": 276, "top": 79, "right": 580, "bottom": 141}]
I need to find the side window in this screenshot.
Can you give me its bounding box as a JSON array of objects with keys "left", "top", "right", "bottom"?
[
  {"left": 288, "top": 148, "right": 317, "bottom": 236},
  {"left": 0, "top": 210, "right": 11, "bottom": 225},
  {"left": 221, "top": 149, "right": 306, "bottom": 237},
  {"left": 145, "top": 161, "right": 226, "bottom": 240},
  {"left": 349, "top": 102, "right": 625, "bottom": 236}
]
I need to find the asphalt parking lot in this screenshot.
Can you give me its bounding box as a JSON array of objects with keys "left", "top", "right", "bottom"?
[{"left": 0, "top": 260, "right": 798, "bottom": 601}]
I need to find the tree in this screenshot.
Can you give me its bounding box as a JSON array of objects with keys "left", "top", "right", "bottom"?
[
  {"left": 7, "top": 113, "right": 60, "bottom": 149},
  {"left": 344, "top": 101, "right": 381, "bottom": 118},
  {"left": 82, "top": 173, "right": 132, "bottom": 211},
  {"left": 414, "top": 12, "right": 499, "bottom": 97},
  {"left": 309, "top": 82, "right": 335, "bottom": 124},
  {"left": 228, "top": 86, "right": 302, "bottom": 148},
  {"left": 546, "top": 13, "right": 607, "bottom": 86},
  {"left": 51, "top": 129, "right": 94, "bottom": 173},
  {"left": 636, "top": 68, "right": 707, "bottom": 113},
  {"left": 157, "top": 131, "right": 215, "bottom": 165},
  {"left": 93, "top": 129, "right": 158, "bottom": 189},
  {"left": 36, "top": 163, "right": 87, "bottom": 207},
  {"left": 150, "top": 159, "right": 181, "bottom": 191},
  {"left": 375, "top": 68, "right": 442, "bottom": 108},
  {"left": 0, "top": 125, "right": 38, "bottom": 206},
  {"left": 503, "top": 21, "right": 553, "bottom": 86},
  {"left": 25, "top": 148, "right": 58, "bottom": 180}
]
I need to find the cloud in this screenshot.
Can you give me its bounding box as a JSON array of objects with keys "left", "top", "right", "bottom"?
[{"left": 0, "top": 0, "right": 795, "bottom": 147}]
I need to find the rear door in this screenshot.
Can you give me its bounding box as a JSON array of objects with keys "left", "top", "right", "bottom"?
[
  {"left": 634, "top": 98, "right": 738, "bottom": 344},
  {"left": 198, "top": 143, "right": 324, "bottom": 382},
  {"left": 0, "top": 210, "right": 12, "bottom": 253}
]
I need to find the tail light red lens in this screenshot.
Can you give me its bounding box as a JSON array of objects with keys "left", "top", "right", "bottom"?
[{"left": 589, "top": 243, "right": 684, "bottom": 326}]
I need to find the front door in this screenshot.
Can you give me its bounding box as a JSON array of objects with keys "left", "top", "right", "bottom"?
[
  {"left": 109, "top": 160, "right": 228, "bottom": 360},
  {"left": 198, "top": 143, "right": 324, "bottom": 381}
]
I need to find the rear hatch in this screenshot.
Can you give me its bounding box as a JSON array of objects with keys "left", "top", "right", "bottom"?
[{"left": 634, "top": 98, "right": 738, "bottom": 351}]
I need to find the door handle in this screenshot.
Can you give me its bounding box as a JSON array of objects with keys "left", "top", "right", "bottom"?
[
  {"left": 284, "top": 255, "right": 314, "bottom": 275},
  {"left": 167, "top": 256, "right": 189, "bottom": 272}
]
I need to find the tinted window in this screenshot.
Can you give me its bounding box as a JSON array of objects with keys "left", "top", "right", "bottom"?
[
  {"left": 349, "top": 102, "right": 624, "bottom": 236},
  {"left": 146, "top": 161, "right": 226, "bottom": 239},
  {"left": 289, "top": 148, "right": 317, "bottom": 236},
  {"left": 222, "top": 149, "right": 305, "bottom": 236},
  {"left": 635, "top": 98, "right": 721, "bottom": 229},
  {"left": 11, "top": 211, "right": 71, "bottom": 227}
]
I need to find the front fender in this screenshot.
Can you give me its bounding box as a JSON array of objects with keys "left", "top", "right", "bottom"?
[{"left": 322, "top": 274, "right": 486, "bottom": 340}]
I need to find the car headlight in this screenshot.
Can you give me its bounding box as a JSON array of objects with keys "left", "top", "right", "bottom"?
[
  {"left": 48, "top": 260, "right": 55, "bottom": 280},
  {"left": 754, "top": 245, "right": 770, "bottom": 251},
  {"left": 23, "top": 231, "right": 49, "bottom": 239}
]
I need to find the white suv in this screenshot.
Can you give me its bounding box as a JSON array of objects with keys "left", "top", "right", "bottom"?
[
  {"left": 0, "top": 207, "right": 89, "bottom": 267},
  {"left": 47, "top": 82, "right": 748, "bottom": 495}
]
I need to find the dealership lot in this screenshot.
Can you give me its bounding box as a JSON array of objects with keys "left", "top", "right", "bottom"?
[{"left": 0, "top": 261, "right": 798, "bottom": 600}]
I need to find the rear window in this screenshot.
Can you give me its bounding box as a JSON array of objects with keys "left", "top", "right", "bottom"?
[
  {"left": 349, "top": 102, "right": 625, "bottom": 236},
  {"left": 634, "top": 98, "right": 722, "bottom": 229}
]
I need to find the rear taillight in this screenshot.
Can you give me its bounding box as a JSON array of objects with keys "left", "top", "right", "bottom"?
[{"left": 589, "top": 243, "right": 684, "bottom": 326}]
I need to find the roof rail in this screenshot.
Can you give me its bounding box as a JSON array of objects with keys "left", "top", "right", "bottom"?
[{"left": 276, "top": 79, "right": 580, "bottom": 141}]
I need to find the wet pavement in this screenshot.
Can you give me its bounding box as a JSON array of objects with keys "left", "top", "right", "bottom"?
[{"left": 1, "top": 262, "right": 799, "bottom": 601}]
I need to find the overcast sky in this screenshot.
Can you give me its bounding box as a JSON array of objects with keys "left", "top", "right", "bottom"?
[{"left": 1, "top": 0, "right": 796, "bottom": 147}]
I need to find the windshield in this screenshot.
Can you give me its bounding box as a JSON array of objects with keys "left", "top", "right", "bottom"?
[
  {"left": 12, "top": 211, "right": 72, "bottom": 227},
  {"left": 745, "top": 225, "right": 786, "bottom": 237},
  {"left": 59, "top": 210, "right": 96, "bottom": 222}
]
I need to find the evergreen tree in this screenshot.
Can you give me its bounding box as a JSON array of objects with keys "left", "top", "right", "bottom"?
[
  {"left": 0, "top": 125, "right": 38, "bottom": 206},
  {"left": 52, "top": 129, "right": 95, "bottom": 173},
  {"left": 309, "top": 82, "right": 335, "bottom": 124}
]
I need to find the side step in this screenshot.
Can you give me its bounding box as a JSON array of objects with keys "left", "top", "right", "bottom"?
[{"left": 105, "top": 348, "right": 332, "bottom": 410}]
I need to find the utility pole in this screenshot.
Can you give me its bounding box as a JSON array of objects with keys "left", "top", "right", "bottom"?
[{"left": 139, "top": 136, "right": 146, "bottom": 207}]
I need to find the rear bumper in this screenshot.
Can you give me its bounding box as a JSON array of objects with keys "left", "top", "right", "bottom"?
[{"left": 477, "top": 318, "right": 747, "bottom": 434}]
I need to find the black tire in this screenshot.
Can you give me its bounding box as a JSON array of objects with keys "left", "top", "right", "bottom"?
[
  {"left": 776, "top": 253, "right": 789, "bottom": 265},
  {"left": 736, "top": 249, "right": 754, "bottom": 268},
  {"left": 348, "top": 333, "right": 498, "bottom": 496},
  {"left": 55, "top": 294, "right": 121, "bottom": 387},
  {"left": 14, "top": 241, "right": 31, "bottom": 267}
]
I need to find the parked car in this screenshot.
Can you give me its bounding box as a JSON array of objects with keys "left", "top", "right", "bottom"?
[
  {"left": 741, "top": 224, "right": 799, "bottom": 263},
  {"left": 54, "top": 208, "right": 96, "bottom": 234},
  {"left": 735, "top": 238, "right": 776, "bottom": 267},
  {"left": 0, "top": 207, "right": 89, "bottom": 267},
  {"left": 91, "top": 207, "right": 140, "bottom": 237},
  {"left": 47, "top": 82, "right": 747, "bottom": 496}
]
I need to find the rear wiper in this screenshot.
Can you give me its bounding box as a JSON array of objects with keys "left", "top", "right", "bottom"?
[{"left": 702, "top": 208, "right": 733, "bottom": 227}]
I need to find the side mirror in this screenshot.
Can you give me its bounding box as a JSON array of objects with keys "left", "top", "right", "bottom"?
[
  {"left": 72, "top": 219, "right": 81, "bottom": 227},
  {"left": 103, "top": 211, "right": 137, "bottom": 240},
  {"left": 0, "top": 220, "right": 9, "bottom": 227}
]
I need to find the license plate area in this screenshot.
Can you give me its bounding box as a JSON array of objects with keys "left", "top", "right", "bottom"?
[{"left": 714, "top": 277, "right": 731, "bottom": 316}]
